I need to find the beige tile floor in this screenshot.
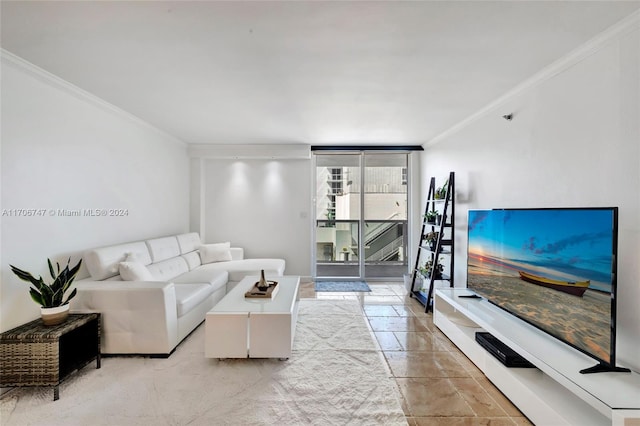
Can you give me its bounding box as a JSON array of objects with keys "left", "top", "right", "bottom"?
[{"left": 300, "top": 281, "right": 534, "bottom": 426}]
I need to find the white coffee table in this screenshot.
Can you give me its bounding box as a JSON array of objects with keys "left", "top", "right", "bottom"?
[{"left": 205, "top": 275, "right": 300, "bottom": 359}]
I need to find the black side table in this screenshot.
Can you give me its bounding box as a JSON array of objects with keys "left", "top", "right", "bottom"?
[{"left": 0, "top": 313, "right": 101, "bottom": 400}]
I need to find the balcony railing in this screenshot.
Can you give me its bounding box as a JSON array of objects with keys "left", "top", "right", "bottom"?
[{"left": 315, "top": 219, "right": 407, "bottom": 265}]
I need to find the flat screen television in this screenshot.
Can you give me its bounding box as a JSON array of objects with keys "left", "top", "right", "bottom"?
[{"left": 466, "top": 207, "right": 628, "bottom": 374}]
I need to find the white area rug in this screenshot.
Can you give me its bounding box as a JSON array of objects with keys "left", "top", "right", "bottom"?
[{"left": 1, "top": 300, "right": 406, "bottom": 425}]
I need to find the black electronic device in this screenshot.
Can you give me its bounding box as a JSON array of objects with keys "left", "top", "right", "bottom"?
[{"left": 475, "top": 332, "right": 536, "bottom": 368}]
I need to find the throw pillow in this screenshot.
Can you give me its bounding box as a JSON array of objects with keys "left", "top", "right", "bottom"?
[
  {"left": 199, "top": 242, "right": 232, "bottom": 264},
  {"left": 124, "top": 252, "right": 143, "bottom": 263},
  {"left": 119, "top": 261, "right": 155, "bottom": 281}
]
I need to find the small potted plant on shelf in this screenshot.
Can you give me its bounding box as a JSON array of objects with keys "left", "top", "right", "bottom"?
[
  {"left": 420, "top": 259, "right": 444, "bottom": 280},
  {"left": 434, "top": 179, "right": 449, "bottom": 200},
  {"left": 424, "top": 210, "right": 438, "bottom": 224},
  {"left": 424, "top": 231, "right": 439, "bottom": 251},
  {"left": 417, "top": 264, "right": 430, "bottom": 280},
  {"left": 10, "top": 258, "right": 82, "bottom": 326}
]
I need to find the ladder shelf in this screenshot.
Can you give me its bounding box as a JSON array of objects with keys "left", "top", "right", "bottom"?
[{"left": 410, "top": 171, "right": 455, "bottom": 312}]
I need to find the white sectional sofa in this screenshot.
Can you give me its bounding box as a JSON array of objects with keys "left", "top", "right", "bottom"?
[{"left": 71, "top": 232, "right": 285, "bottom": 356}]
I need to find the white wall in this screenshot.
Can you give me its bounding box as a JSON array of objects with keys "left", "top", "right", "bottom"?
[
  {"left": 0, "top": 53, "right": 190, "bottom": 332},
  {"left": 198, "top": 157, "right": 311, "bottom": 277},
  {"left": 421, "top": 22, "right": 639, "bottom": 371}
]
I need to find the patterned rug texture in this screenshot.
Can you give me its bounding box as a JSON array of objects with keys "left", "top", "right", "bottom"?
[
  {"left": 314, "top": 281, "right": 371, "bottom": 292},
  {"left": 0, "top": 300, "right": 405, "bottom": 426}
]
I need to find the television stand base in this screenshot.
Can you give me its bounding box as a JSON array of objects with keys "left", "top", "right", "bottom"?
[
  {"left": 580, "top": 362, "right": 631, "bottom": 374},
  {"left": 434, "top": 288, "right": 640, "bottom": 425}
]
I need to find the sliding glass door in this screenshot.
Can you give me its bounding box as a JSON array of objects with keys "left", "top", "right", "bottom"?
[
  {"left": 314, "top": 152, "right": 408, "bottom": 280},
  {"left": 315, "top": 154, "right": 361, "bottom": 278},
  {"left": 362, "top": 153, "right": 408, "bottom": 279}
]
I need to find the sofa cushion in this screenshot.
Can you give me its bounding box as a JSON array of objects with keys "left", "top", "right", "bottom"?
[
  {"left": 119, "top": 261, "right": 155, "bottom": 281},
  {"left": 146, "top": 257, "right": 189, "bottom": 281},
  {"left": 172, "top": 269, "right": 228, "bottom": 292},
  {"left": 174, "top": 284, "right": 215, "bottom": 318},
  {"left": 181, "top": 252, "right": 202, "bottom": 270},
  {"left": 197, "top": 259, "right": 285, "bottom": 282},
  {"left": 229, "top": 247, "right": 244, "bottom": 261},
  {"left": 176, "top": 233, "right": 201, "bottom": 255},
  {"left": 124, "top": 252, "right": 146, "bottom": 263},
  {"left": 199, "top": 242, "right": 232, "bottom": 263},
  {"left": 146, "top": 236, "right": 181, "bottom": 263},
  {"left": 85, "top": 242, "right": 152, "bottom": 280}
]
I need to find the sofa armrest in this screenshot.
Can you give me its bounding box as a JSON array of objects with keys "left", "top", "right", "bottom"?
[
  {"left": 70, "top": 280, "right": 178, "bottom": 355},
  {"left": 230, "top": 247, "right": 244, "bottom": 260}
]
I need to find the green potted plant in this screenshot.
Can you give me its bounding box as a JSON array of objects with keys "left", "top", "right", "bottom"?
[
  {"left": 434, "top": 179, "right": 449, "bottom": 200},
  {"left": 419, "top": 259, "right": 444, "bottom": 279},
  {"left": 424, "top": 231, "right": 439, "bottom": 251},
  {"left": 10, "top": 258, "right": 82, "bottom": 326},
  {"left": 424, "top": 210, "right": 438, "bottom": 224},
  {"left": 417, "top": 264, "right": 430, "bottom": 280}
]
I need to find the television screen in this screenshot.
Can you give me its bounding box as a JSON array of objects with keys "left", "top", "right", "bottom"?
[{"left": 467, "top": 208, "right": 617, "bottom": 368}]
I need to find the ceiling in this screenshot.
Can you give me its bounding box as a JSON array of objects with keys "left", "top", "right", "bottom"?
[{"left": 2, "top": 1, "right": 639, "bottom": 146}]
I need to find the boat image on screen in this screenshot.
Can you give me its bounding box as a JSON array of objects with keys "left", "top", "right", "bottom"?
[
  {"left": 466, "top": 208, "right": 622, "bottom": 372},
  {"left": 518, "top": 271, "right": 589, "bottom": 297}
]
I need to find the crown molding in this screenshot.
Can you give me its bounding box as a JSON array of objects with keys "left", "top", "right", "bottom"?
[
  {"left": 188, "top": 143, "right": 311, "bottom": 159},
  {"left": 426, "top": 9, "right": 640, "bottom": 147},
  {"left": 1, "top": 49, "right": 186, "bottom": 147}
]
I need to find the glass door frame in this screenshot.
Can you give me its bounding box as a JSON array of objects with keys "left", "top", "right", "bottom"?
[
  {"left": 313, "top": 151, "right": 362, "bottom": 280},
  {"left": 312, "top": 150, "right": 413, "bottom": 281}
]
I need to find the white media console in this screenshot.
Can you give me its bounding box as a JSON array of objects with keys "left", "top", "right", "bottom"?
[{"left": 433, "top": 288, "right": 640, "bottom": 426}]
